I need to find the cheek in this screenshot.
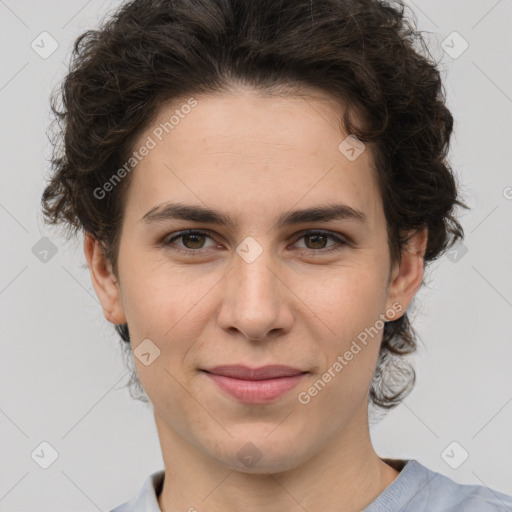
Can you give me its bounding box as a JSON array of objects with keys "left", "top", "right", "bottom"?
[
  {"left": 305, "top": 263, "right": 388, "bottom": 334},
  {"left": 302, "top": 275, "right": 385, "bottom": 404},
  {"left": 118, "top": 252, "right": 206, "bottom": 332},
  {"left": 119, "top": 260, "right": 220, "bottom": 384},
  {"left": 299, "top": 268, "right": 388, "bottom": 398}
]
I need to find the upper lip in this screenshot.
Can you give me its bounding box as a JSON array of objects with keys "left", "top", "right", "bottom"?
[{"left": 202, "top": 365, "right": 307, "bottom": 380}]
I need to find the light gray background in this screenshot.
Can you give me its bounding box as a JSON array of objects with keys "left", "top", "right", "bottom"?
[{"left": 1, "top": 0, "right": 511, "bottom": 510}]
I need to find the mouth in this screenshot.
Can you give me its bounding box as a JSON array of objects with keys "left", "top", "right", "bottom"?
[
  {"left": 200, "top": 365, "right": 308, "bottom": 404},
  {"left": 202, "top": 364, "right": 307, "bottom": 380}
]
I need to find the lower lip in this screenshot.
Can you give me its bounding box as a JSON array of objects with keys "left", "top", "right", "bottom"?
[{"left": 203, "top": 372, "right": 307, "bottom": 404}]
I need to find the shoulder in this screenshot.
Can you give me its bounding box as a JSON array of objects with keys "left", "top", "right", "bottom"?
[
  {"left": 365, "top": 459, "right": 512, "bottom": 512},
  {"left": 402, "top": 460, "right": 512, "bottom": 511},
  {"left": 108, "top": 470, "right": 165, "bottom": 512}
]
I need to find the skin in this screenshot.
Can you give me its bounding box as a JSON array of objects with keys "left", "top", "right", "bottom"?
[{"left": 84, "top": 85, "right": 427, "bottom": 512}]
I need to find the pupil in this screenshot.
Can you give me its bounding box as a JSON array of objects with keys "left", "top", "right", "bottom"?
[
  {"left": 307, "top": 234, "right": 326, "bottom": 249},
  {"left": 184, "top": 234, "right": 204, "bottom": 249}
]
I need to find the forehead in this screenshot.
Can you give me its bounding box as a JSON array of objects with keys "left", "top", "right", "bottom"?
[{"left": 123, "top": 88, "right": 382, "bottom": 230}]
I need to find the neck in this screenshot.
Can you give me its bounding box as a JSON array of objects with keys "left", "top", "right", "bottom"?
[{"left": 154, "top": 405, "right": 399, "bottom": 512}]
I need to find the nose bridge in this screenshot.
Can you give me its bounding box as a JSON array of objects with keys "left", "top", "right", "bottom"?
[
  {"left": 217, "top": 235, "right": 289, "bottom": 340},
  {"left": 232, "top": 236, "right": 279, "bottom": 305}
]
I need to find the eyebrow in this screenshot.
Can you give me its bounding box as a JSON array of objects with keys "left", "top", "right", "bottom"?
[{"left": 139, "top": 201, "right": 368, "bottom": 229}]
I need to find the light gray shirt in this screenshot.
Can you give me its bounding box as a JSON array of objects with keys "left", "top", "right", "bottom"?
[{"left": 109, "top": 459, "right": 512, "bottom": 511}]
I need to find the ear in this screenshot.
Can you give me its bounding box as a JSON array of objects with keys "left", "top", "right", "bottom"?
[
  {"left": 385, "top": 227, "right": 428, "bottom": 319},
  {"left": 83, "top": 233, "right": 127, "bottom": 325}
]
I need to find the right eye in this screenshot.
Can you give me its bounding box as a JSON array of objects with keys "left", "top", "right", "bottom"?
[{"left": 164, "top": 230, "right": 218, "bottom": 253}]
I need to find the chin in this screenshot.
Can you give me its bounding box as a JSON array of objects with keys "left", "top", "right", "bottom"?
[
  {"left": 224, "top": 452, "right": 303, "bottom": 475},
  {"left": 207, "top": 435, "right": 307, "bottom": 475}
]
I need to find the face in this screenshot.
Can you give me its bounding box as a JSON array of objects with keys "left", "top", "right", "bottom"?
[{"left": 86, "top": 86, "right": 425, "bottom": 474}]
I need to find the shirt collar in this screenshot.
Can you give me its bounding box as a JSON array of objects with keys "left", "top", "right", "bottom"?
[
  {"left": 121, "top": 460, "right": 417, "bottom": 511},
  {"left": 123, "top": 469, "right": 164, "bottom": 511}
]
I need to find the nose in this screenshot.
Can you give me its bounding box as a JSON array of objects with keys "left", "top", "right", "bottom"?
[{"left": 216, "top": 245, "right": 293, "bottom": 342}]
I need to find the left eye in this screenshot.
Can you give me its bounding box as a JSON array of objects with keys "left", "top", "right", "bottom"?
[
  {"left": 294, "top": 231, "right": 346, "bottom": 252},
  {"left": 163, "top": 230, "right": 346, "bottom": 254}
]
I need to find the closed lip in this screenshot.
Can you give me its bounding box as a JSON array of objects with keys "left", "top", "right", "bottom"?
[{"left": 201, "top": 365, "right": 307, "bottom": 380}]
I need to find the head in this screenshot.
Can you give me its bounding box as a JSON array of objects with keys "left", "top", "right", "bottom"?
[{"left": 42, "top": 0, "right": 467, "bottom": 472}]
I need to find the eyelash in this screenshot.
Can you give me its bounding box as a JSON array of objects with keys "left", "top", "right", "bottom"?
[{"left": 163, "top": 229, "right": 347, "bottom": 256}]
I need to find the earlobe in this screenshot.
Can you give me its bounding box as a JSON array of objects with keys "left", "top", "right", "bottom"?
[
  {"left": 83, "top": 233, "right": 127, "bottom": 325},
  {"left": 385, "top": 227, "right": 428, "bottom": 317}
]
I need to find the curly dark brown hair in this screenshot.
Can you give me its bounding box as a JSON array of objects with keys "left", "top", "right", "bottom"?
[{"left": 41, "top": 0, "right": 468, "bottom": 410}]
